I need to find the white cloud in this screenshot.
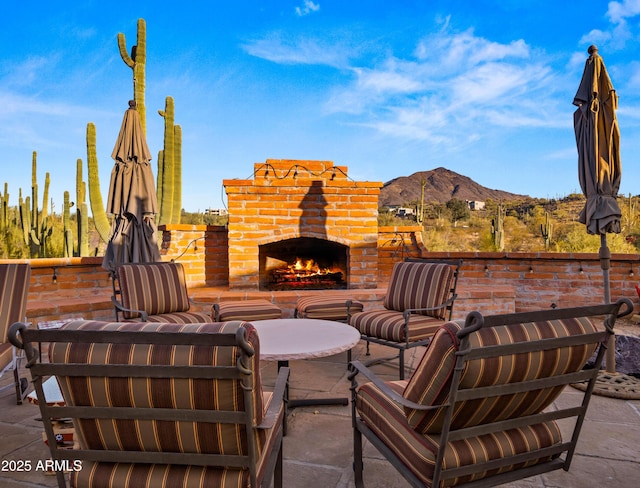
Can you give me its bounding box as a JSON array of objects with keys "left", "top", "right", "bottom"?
[
  {"left": 295, "top": 1, "right": 320, "bottom": 17},
  {"left": 607, "top": 0, "right": 640, "bottom": 23},
  {"left": 326, "top": 26, "right": 562, "bottom": 146},
  {"left": 241, "top": 33, "right": 348, "bottom": 67}
]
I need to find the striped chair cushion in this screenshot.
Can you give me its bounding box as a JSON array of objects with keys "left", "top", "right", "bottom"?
[
  {"left": 51, "top": 320, "right": 265, "bottom": 447},
  {"left": 403, "top": 317, "right": 599, "bottom": 435},
  {"left": 296, "top": 296, "right": 364, "bottom": 320},
  {"left": 350, "top": 309, "right": 444, "bottom": 342},
  {"left": 383, "top": 262, "right": 455, "bottom": 319},
  {"left": 126, "top": 311, "right": 212, "bottom": 323},
  {"left": 118, "top": 262, "right": 191, "bottom": 319},
  {"left": 215, "top": 300, "right": 282, "bottom": 322},
  {"left": 1, "top": 263, "right": 30, "bottom": 344},
  {"left": 356, "top": 380, "right": 562, "bottom": 487},
  {"left": 1, "top": 263, "right": 30, "bottom": 373}
]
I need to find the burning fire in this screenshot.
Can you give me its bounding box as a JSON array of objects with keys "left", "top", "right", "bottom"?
[
  {"left": 290, "top": 258, "right": 329, "bottom": 275},
  {"left": 268, "top": 256, "right": 345, "bottom": 290}
]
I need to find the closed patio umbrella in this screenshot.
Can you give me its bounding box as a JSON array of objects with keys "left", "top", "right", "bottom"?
[
  {"left": 102, "top": 100, "right": 161, "bottom": 272},
  {"left": 573, "top": 45, "right": 621, "bottom": 372}
]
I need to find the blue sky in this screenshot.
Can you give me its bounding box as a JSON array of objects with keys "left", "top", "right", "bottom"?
[{"left": 1, "top": 0, "right": 639, "bottom": 212}]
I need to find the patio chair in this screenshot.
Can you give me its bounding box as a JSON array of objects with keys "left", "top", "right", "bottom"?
[
  {"left": 9, "top": 319, "right": 289, "bottom": 488},
  {"left": 0, "top": 263, "right": 30, "bottom": 404},
  {"left": 349, "top": 258, "right": 461, "bottom": 379},
  {"left": 349, "top": 298, "right": 633, "bottom": 488},
  {"left": 111, "top": 261, "right": 212, "bottom": 323}
]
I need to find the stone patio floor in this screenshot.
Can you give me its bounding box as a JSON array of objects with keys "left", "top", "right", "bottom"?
[{"left": 1, "top": 341, "right": 639, "bottom": 488}]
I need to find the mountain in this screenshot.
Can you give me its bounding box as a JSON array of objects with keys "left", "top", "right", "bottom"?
[{"left": 379, "top": 167, "right": 528, "bottom": 207}]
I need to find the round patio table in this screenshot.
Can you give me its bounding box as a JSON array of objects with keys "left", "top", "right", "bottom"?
[{"left": 251, "top": 318, "right": 361, "bottom": 408}]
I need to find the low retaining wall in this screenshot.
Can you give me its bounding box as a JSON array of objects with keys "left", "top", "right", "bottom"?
[{"left": 3, "top": 253, "right": 638, "bottom": 327}]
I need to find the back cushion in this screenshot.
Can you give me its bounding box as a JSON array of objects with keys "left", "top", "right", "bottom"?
[
  {"left": 49, "top": 320, "right": 264, "bottom": 455},
  {"left": 383, "top": 262, "right": 455, "bottom": 319},
  {"left": 403, "top": 316, "right": 599, "bottom": 434},
  {"left": 0, "top": 263, "right": 30, "bottom": 342},
  {"left": 118, "top": 262, "right": 190, "bottom": 319}
]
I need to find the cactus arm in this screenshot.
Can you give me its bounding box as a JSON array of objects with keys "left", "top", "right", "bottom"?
[
  {"left": 117, "top": 32, "right": 135, "bottom": 67},
  {"left": 86, "top": 123, "right": 112, "bottom": 243}
]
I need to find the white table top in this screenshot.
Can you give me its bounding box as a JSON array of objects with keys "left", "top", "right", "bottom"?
[
  {"left": 27, "top": 376, "right": 65, "bottom": 406},
  {"left": 251, "top": 318, "right": 361, "bottom": 361}
]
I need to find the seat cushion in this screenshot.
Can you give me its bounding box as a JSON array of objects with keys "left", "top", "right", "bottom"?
[
  {"left": 350, "top": 309, "right": 445, "bottom": 342},
  {"left": 118, "top": 262, "right": 191, "bottom": 319},
  {"left": 124, "top": 311, "right": 213, "bottom": 323},
  {"left": 296, "top": 296, "right": 364, "bottom": 320},
  {"left": 383, "top": 261, "right": 455, "bottom": 319},
  {"left": 215, "top": 300, "right": 282, "bottom": 322},
  {"left": 356, "top": 380, "right": 562, "bottom": 487},
  {"left": 403, "top": 317, "right": 599, "bottom": 434},
  {"left": 70, "top": 391, "right": 283, "bottom": 488}
]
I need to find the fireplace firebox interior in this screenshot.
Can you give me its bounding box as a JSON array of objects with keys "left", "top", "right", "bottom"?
[{"left": 259, "top": 237, "right": 348, "bottom": 290}]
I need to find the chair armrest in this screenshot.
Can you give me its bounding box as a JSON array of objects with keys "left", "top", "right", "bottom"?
[
  {"left": 111, "top": 296, "right": 149, "bottom": 321},
  {"left": 258, "top": 366, "right": 290, "bottom": 430},
  {"left": 349, "top": 360, "right": 439, "bottom": 411},
  {"left": 403, "top": 294, "right": 457, "bottom": 319}
]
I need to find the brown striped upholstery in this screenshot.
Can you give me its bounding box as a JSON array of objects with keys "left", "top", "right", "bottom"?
[
  {"left": 295, "top": 295, "right": 364, "bottom": 321},
  {"left": 403, "top": 317, "right": 598, "bottom": 434},
  {"left": 10, "top": 319, "right": 287, "bottom": 488},
  {"left": 114, "top": 262, "right": 211, "bottom": 323},
  {"left": 0, "top": 263, "right": 30, "bottom": 404},
  {"left": 214, "top": 299, "right": 282, "bottom": 322},
  {"left": 350, "top": 300, "right": 632, "bottom": 487},
  {"left": 356, "top": 381, "right": 562, "bottom": 487},
  {"left": 350, "top": 259, "right": 461, "bottom": 379}
]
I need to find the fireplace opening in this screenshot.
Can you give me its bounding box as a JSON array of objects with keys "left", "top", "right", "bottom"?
[{"left": 259, "top": 237, "right": 348, "bottom": 291}]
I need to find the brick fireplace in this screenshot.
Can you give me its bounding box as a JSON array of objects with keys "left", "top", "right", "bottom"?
[{"left": 223, "top": 159, "right": 383, "bottom": 290}]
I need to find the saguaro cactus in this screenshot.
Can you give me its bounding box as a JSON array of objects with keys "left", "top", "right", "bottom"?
[
  {"left": 118, "top": 18, "right": 147, "bottom": 134},
  {"left": 86, "top": 123, "right": 112, "bottom": 244},
  {"left": 0, "top": 183, "right": 8, "bottom": 230},
  {"left": 491, "top": 205, "right": 505, "bottom": 252},
  {"left": 158, "top": 96, "right": 182, "bottom": 225},
  {"left": 63, "top": 191, "right": 74, "bottom": 258},
  {"left": 18, "top": 152, "right": 53, "bottom": 257},
  {"left": 540, "top": 211, "right": 553, "bottom": 251}
]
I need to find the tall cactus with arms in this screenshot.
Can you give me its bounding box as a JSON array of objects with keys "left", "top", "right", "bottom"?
[{"left": 118, "top": 18, "right": 147, "bottom": 134}]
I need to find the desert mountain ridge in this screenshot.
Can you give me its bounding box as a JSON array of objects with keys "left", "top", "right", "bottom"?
[{"left": 379, "top": 167, "right": 529, "bottom": 207}]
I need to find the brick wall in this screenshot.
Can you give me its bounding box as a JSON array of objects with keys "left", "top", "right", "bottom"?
[{"left": 6, "top": 246, "right": 639, "bottom": 326}]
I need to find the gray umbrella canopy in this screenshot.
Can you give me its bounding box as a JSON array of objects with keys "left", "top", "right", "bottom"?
[
  {"left": 573, "top": 46, "right": 622, "bottom": 372},
  {"left": 102, "top": 100, "right": 161, "bottom": 271},
  {"left": 573, "top": 45, "right": 622, "bottom": 236}
]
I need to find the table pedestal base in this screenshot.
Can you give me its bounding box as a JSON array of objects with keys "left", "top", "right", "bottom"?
[{"left": 278, "top": 360, "right": 350, "bottom": 409}]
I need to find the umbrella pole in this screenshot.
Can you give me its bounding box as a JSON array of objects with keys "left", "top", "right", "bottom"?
[{"left": 599, "top": 234, "right": 616, "bottom": 372}]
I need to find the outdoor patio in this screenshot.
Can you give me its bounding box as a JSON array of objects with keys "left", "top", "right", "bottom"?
[{"left": 1, "top": 338, "right": 639, "bottom": 488}]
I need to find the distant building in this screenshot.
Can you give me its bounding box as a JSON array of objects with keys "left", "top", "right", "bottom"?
[
  {"left": 395, "top": 207, "right": 416, "bottom": 218},
  {"left": 467, "top": 201, "right": 485, "bottom": 211},
  {"left": 204, "top": 208, "right": 228, "bottom": 216}
]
